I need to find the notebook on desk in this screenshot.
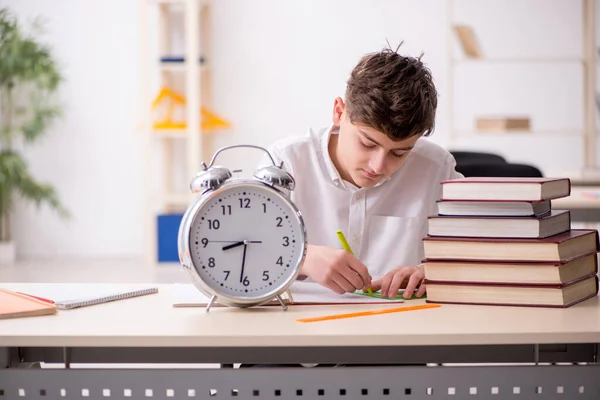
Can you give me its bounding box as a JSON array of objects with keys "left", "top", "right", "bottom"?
[
  {"left": 172, "top": 282, "right": 407, "bottom": 307},
  {"left": 8, "top": 284, "right": 159, "bottom": 310},
  {"left": 0, "top": 288, "right": 57, "bottom": 319}
]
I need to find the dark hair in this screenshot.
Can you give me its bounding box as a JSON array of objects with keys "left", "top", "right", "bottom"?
[{"left": 345, "top": 45, "right": 437, "bottom": 140}]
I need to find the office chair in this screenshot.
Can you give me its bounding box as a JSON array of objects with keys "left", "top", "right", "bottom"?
[
  {"left": 450, "top": 151, "right": 507, "bottom": 165},
  {"left": 456, "top": 162, "right": 543, "bottom": 178}
]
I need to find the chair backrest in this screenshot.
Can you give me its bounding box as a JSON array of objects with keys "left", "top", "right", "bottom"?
[
  {"left": 450, "top": 151, "right": 507, "bottom": 165},
  {"left": 456, "top": 162, "right": 543, "bottom": 178}
]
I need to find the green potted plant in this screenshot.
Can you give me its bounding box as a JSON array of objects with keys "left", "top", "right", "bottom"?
[{"left": 0, "top": 8, "right": 69, "bottom": 264}]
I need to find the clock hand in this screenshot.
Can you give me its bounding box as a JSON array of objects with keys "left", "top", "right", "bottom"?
[
  {"left": 222, "top": 241, "right": 245, "bottom": 251},
  {"left": 222, "top": 240, "right": 262, "bottom": 251},
  {"left": 240, "top": 242, "right": 248, "bottom": 283}
]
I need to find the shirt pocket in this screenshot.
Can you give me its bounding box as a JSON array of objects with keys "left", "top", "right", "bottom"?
[{"left": 362, "top": 215, "right": 425, "bottom": 279}]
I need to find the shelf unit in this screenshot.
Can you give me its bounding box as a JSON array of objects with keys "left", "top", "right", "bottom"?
[
  {"left": 140, "top": 0, "right": 227, "bottom": 263},
  {"left": 447, "top": 0, "right": 598, "bottom": 178}
]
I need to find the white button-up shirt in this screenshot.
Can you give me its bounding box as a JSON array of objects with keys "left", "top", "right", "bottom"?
[{"left": 265, "top": 125, "right": 463, "bottom": 279}]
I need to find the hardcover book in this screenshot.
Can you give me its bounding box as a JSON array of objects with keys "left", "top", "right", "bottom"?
[
  {"left": 422, "top": 229, "right": 599, "bottom": 262},
  {"left": 440, "top": 177, "right": 571, "bottom": 201},
  {"left": 424, "top": 274, "right": 598, "bottom": 308},
  {"left": 427, "top": 210, "right": 570, "bottom": 239}
]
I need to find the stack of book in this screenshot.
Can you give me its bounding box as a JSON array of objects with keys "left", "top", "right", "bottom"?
[{"left": 423, "top": 177, "right": 599, "bottom": 308}]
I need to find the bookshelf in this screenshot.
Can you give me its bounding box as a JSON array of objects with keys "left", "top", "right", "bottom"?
[
  {"left": 139, "top": 0, "right": 231, "bottom": 263},
  {"left": 447, "top": 0, "right": 598, "bottom": 179}
]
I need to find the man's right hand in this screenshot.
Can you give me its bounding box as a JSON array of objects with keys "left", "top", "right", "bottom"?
[{"left": 300, "top": 245, "right": 372, "bottom": 294}]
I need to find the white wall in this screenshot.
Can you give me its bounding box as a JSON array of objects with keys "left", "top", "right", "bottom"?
[
  {"left": 3, "top": 0, "right": 145, "bottom": 259},
  {"left": 0, "top": 0, "right": 590, "bottom": 260},
  {"left": 208, "top": 0, "right": 449, "bottom": 173}
]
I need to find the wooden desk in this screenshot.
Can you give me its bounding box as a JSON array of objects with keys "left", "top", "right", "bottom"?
[
  {"left": 2, "top": 283, "right": 600, "bottom": 348},
  {"left": 553, "top": 186, "right": 600, "bottom": 222},
  {"left": 1, "top": 283, "right": 600, "bottom": 399}
]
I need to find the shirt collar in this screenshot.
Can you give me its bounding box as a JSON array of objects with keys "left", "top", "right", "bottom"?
[{"left": 320, "top": 124, "right": 344, "bottom": 184}]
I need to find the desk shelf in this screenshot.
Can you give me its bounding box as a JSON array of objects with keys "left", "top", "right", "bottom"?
[
  {"left": 2, "top": 365, "right": 600, "bottom": 399},
  {"left": 447, "top": 0, "right": 598, "bottom": 176}
]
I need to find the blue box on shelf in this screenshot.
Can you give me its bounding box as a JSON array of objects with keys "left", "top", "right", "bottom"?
[{"left": 157, "top": 213, "right": 184, "bottom": 262}]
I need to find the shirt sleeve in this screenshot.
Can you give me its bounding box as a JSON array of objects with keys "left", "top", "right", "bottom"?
[
  {"left": 446, "top": 153, "right": 464, "bottom": 180},
  {"left": 433, "top": 153, "right": 463, "bottom": 206},
  {"left": 448, "top": 168, "right": 464, "bottom": 180},
  {"left": 420, "top": 153, "right": 464, "bottom": 253}
]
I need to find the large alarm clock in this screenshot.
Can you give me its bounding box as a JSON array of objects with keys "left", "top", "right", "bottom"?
[{"left": 178, "top": 144, "right": 307, "bottom": 311}]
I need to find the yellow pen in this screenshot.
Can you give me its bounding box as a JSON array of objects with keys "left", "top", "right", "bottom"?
[{"left": 336, "top": 229, "right": 373, "bottom": 295}]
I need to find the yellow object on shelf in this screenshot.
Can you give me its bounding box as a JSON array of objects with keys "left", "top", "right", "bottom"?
[
  {"left": 475, "top": 117, "right": 531, "bottom": 132},
  {"left": 453, "top": 25, "right": 481, "bottom": 58},
  {"left": 151, "top": 87, "right": 231, "bottom": 132}
]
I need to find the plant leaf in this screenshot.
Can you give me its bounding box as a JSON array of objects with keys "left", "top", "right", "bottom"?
[{"left": 0, "top": 150, "right": 70, "bottom": 219}]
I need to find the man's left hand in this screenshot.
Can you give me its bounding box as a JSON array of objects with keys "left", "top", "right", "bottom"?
[{"left": 369, "top": 265, "right": 426, "bottom": 299}]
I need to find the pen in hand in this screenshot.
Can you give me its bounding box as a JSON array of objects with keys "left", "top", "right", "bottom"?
[{"left": 336, "top": 229, "right": 373, "bottom": 295}]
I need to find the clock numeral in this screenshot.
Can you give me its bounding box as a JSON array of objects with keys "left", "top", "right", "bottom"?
[
  {"left": 242, "top": 276, "right": 250, "bottom": 287},
  {"left": 201, "top": 238, "right": 208, "bottom": 248},
  {"left": 276, "top": 217, "right": 283, "bottom": 227},
  {"left": 223, "top": 270, "right": 230, "bottom": 280},
  {"left": 282, "top": 236, "right": 290, "bottom": 247},
  {"left": 221, "top": 205, "right": 232, "bottom": 215},
  {"left": 262, "top": 271, "right": 270, "bottom": 281},
  {"left": 262, "top": 203, "right": 267, "bottom": 213},
  {"left": 239, "top": 198, "right": 251, "bottom": 208},
  {"left": 276, "top": 256, "right": 283, "bottom": 266},
  {"left": 208, "top": 257, "right": 216, "bottom": 267},
  {"left": 208, "top": 219, "right": 220, "bottom": 230}
]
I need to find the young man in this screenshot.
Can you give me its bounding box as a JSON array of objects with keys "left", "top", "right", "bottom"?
[{"left": 266, "top": 47, "right": 462, "bottom": 299}]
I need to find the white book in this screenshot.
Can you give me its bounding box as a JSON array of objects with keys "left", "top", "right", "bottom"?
[
  {"left": 4, "top": 283, "right": 158, "bottom": 310},
  {"left": 436, "top": 199, "right": 551, "bottom": 217}
]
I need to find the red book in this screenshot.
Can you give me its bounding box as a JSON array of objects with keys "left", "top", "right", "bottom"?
[
  {"left": 0, "top": 289, "right": 57, "bottom": 319},
  {"left": 423, "top": 229, "right": 599, "bottom": 262},
  {"left": 423, "top": 252, "right": 598, "bottom": 285},
  {"left": 424, "top": 274, "right": 598, "bottom": 308},
  {"left": 427, "top": 210, "right": 570, "bottom": 239},
  {"left": 440, "top": 177, "right": 571, "bottom": 201}
]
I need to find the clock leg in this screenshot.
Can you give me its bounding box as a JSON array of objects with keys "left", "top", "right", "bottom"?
[
  {"left": 276, "top": 294, "right": 288, "bottom": 311},
  {"left": 283, "top": 289, "right": 294, "bottom": 304},
  {"left": 206, "top": 295, "right": 217, "bottom": 312}
]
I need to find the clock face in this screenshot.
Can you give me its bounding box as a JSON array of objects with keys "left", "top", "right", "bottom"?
[{"left": 187, "top": 182, "right": 306, "bottom": 301}]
